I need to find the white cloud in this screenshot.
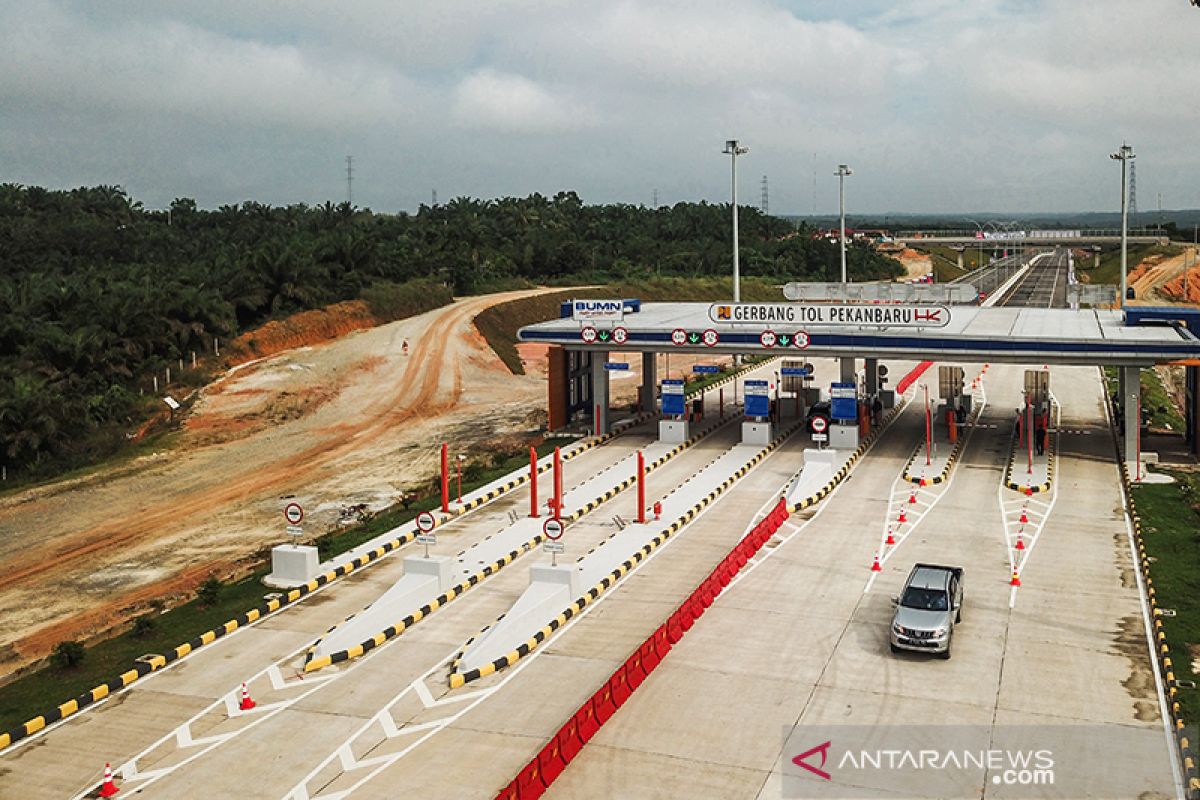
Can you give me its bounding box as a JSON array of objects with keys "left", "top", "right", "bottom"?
[{"left": 452, "top": 69, "right": 596, "bottom": 133}]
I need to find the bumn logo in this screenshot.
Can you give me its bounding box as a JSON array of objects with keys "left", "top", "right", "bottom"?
[
  {"left": 793, "top": 740, "right": 833, "bottom": 781},
  {"left": 715, "top": 305, "right": 732, "bottom": 320}
]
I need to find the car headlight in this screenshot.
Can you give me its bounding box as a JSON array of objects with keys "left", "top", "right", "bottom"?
[
  {"left": 892, "top": 623, "right": 905, "bottom": 635},
  {"left": 932, "top": 627, "right": 947, "bottom": 637}
]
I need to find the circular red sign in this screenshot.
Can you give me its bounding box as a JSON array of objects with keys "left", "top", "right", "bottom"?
[
  {"left": 283, "top": 502, "right": 304, "bottom": 524},
  {"left": 543, "top": 517, "right": 564, "bottom": 540},
  {"left": 611, "top": 326, "right": 628, "bottom": 344},
  {"left": 702, "top": 329, "right": 719, "bottom": 347},
  {"left": 580, "top": 326, "right": 598, "bottom": 344},
  {"left": 811, "top": 416, "right": 828, "bottom": 433},
  {"left": 670, "top": 328, "right": 688, "bottom": 346},
  {"left": 793, "top": 331, "right": 811, "bottom": 349},
  {"left": 415, "top": 511, "right": 436, "bottom": 532}
]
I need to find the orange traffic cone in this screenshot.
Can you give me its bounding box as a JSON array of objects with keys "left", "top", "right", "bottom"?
[
  {"left": 1024, "top": 485, "right": 1033, "bottom": 497},
  {"left": 898, "top": 509, "right": 907, "bottom": 524},
  {"left": 1019, "top": 509, "right": 1028, "bottom": 524},
  {"left": 919, "top": 476, "right": 928, "bottom": 488},
  {"left": 871, "top": 554, "right": 882, "bottom": 572},
  {"left": 239, "top": 682, "right": 256, "bottom": 711},
  {"left": 99, "top": 763, "right": 119, "bottom": 798},
  {"left": 885, "top": 529, "right": 896, "bottom": 545},
  {"left": 1010, "top": 569, "right": 1021, "bottom": 587},
  {"left": 1015, "top": 532, "right": 1026, "bottom": 551},
  {"left": 908, "top": 491, "right": 917, "bottom": 505}
]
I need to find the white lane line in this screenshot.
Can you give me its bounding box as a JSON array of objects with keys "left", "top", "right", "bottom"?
[
  {"left": 1097, "top": 368, "right": 1187, "bottom": 799},
  {"left": 863, "top": 369, "right": 989, "bottom": 595},
  {"left": 1002, "top": 392, "right": 1060, "bottom": 608},
  {"left": 283, "top": 420, "right": 808, "bottom": 800}
]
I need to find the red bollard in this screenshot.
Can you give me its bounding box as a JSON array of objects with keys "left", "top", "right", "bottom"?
[
  {"left": 653, "top": 500, "right": 662, "bottom": 520},
  {"left": 637, "top": 450, "right": 646, "bottom": 524},
  {"left": 440, "top": 443, "right": 449, "bottom": 513},
  {"left": 554, "top": 446, "right": 563, "bottom": 521},
  {"left": 529, "top": 446, "right": 539, "bottom": 518}
]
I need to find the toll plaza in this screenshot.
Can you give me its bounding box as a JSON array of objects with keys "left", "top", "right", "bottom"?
[{"left": 520, "top": 295, "right": 1200, "bottom": 471}]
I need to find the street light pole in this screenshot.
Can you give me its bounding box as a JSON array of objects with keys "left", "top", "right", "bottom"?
[
  {"left": 835, "top": 164, "right": 853, "bottom": 284},
  {"left": 723, "top": 140, "right": 748, "bottom": 302},
  {"left": 1110, "top": 143, "right": 1135, "bottom": 309}
]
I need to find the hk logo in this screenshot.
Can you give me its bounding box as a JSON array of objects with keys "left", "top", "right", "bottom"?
[
  {"left": 793, "top": 740, "right": 832, "bottom": 781},
  {"left": 716, "top": 305, "right": 732, "bottom": 320}
]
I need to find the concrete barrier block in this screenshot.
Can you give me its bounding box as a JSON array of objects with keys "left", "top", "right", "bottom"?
[
  {"left": 742, "top": 421, "right": 773, "bottom": 446},
  {"left": 658, "top": 419, "right": 689, "bottom": 443},
  {"left": 404, "top": 554, "right": 455, "bottom": 590},
  {"left": 267, "top": 544, "right": 319, "bottom": 587}
]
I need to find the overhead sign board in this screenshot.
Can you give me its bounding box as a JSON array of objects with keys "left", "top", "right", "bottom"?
[
  {"left": 693, "top": 365, "right": 721, "bottom": 374},
  {"left": 604, "top": 362, "right": 630, "bottom": 371},
  {"left": 781, "top": 366, "right": 812, "bottom": 376},
  {"left": 571, "top": 299, "right": 625, "bottom": 322},
  {"left": 709, "top": 303, "right": 951, "bottom": 329}
]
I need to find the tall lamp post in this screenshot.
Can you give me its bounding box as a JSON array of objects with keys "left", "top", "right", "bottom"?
[
  {"left": 723, "top": 139, "right": 749, "bottom": 302},
  {"left": 1110, "top": 143, "right": 1135, "bottom": 309},
  {"left": 835, "top": 164, "right": 853, "bottom": 284}
]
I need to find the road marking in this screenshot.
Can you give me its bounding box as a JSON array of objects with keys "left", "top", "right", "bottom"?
[
  {"left": 283, "top": 413, "right": 809, "bottom": 799},
  {"left": 1001, "top": 391, "right": 1060, "bottom": 608},
  {"left": 863, "top": 372, "right": 988, "bottom": 595}
]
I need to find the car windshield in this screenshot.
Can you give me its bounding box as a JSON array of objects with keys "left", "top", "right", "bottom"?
[{"left": 900, "top": 586, "right": 948, "bottom": 611}]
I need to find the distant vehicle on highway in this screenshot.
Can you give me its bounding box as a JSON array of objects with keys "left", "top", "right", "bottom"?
[{"left": 889, "top": 563, "right": 964, "bottom": 659}]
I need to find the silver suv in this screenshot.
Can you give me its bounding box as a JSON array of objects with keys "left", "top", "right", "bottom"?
[{"left": 889, "top": 563, "right": 964, "bottom": 659}]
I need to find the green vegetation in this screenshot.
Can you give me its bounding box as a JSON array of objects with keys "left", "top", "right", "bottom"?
[
  {"left": 1131, "top": 472, "right": 1200, "bottom": 725},
  {"left": 0, "top": 433, "right": 574, "bottom": 734},
  {"left": 1, "top": 186, "right": 901, "bottom": 484},
  {"left": 1102, "top": 366, "right": 1186, "bottom": 432},
  {"left": 1080, "top": 243, "right": 1181, "bottom": 287},
  {"left": 922, "top": 245, "right": 988, "bottom": 279}
]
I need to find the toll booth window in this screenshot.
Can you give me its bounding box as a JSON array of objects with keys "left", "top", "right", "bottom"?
[{"left": 569, "top": 379, "right": 578, "bottom": 406}]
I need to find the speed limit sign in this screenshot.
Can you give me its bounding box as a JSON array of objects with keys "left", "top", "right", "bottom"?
[
  {"left": 543, "top": 517, "right": 564, "bottom": 541},
  {"left": 759, "top": 330, "right": 777, "bottom": 348},
  {"left": 670, "top": 328, "right": 688, "bottom": 346},
  {"left": 793, "top": 331, "right": 811, "bottom": 349},
  {"left": 702, "top": 329, "right": 719, "bottom": 347},
  {"left": 580, "top": 326, "right": 598, "bottom": 344},
  {"left": 611, "top": 326, "right": 628, "bottom": 344}
]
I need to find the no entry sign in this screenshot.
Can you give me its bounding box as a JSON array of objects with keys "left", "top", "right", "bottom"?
[
  {"left": 283, "top": 502, "right": 304, "bottom": 525},
  {"left": 543, "top": 517, "right": 564, "bottom": 541},
  {"left": 811, "top": 416, "right": 828, "bottom": 433},
  {"left": 415, "top": 511, "right": 436, "bottom": 532}
]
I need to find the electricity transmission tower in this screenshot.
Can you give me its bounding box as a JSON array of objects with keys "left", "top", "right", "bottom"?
[
  {"left": 345, "top": 156, "right": 353, "bottom": 206},
  {"left": 760, "top": 175, "right": 769, "bottom": 216}
]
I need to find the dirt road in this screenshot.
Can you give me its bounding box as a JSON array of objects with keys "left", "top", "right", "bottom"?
[{"left": 0, "top": 290, "right": 555, "bottom": 673}]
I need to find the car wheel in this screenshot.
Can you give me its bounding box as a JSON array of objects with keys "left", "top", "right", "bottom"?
[
  {"left": 955, "top": 609, "right": 962, "bottom": 623},
  {"left": 940, "top": 641, "right": 952, "bottom": 660},
  {"left": 889, "top": 643, "right": 900, "bottom": 654}
]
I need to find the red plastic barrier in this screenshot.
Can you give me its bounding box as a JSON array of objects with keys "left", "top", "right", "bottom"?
[
  {"left": 537, "top": 740, "right": 567, "bottom": 786},
  {"left": 592, "top": 685, "right": 617, "bottom": 724},
  {"left": 666, "top": 614, "right": 685, "bottom": 643},
  {"left": 609, "top": 669, "right": 632, "bottom": 707},
  {"left": 639, "top": 639, "right": 660, "bottom": 673},
  {"left": 575, "top": 703, "right": 600, "bottom": 743},
  {"left": 652, "top": 625, "right": 672, "bottom": 659},
  {"left": 557, "top": 717, "right": 584, "bottom": 764},
  {"left": 497, "top": 780, "right": 518, "bottom": 800},
  {"left": 515, "top": 760, "right": 544, "bottom": 799},
  {"left": 625, "top": 653, "right": 647, "bottom": 690}
]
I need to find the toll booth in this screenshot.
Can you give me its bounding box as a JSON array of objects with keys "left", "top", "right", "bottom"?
[
  {"left": 659, "top": 378, "right": 688, "bottom": 443},
  {"left": 829, "top": 381, "right": 860, "bottom": 450},
  {"left": 547, "top": 346, "right": 595, "bottom": 430},
  {"left": 936, "top": 366, "right": 968, "bottom": 443},
  {"left": 743, "top": 379, "right": 772, "bottom": 445}
]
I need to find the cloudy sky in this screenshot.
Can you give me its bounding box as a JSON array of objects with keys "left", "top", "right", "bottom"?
[{"left": 2, "top": 0, "right": 1197, "bottom": 214}]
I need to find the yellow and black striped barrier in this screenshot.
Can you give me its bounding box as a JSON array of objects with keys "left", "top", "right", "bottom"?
[
  {"left": 1001, "top": 400, "right": 1058, "bottom": 494},
  {"left": 1111, "top": 415, "right": 1200, "bottom": 798},
  {"left": 448, "top": 418, "right": 806, "bottom": 688}
]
